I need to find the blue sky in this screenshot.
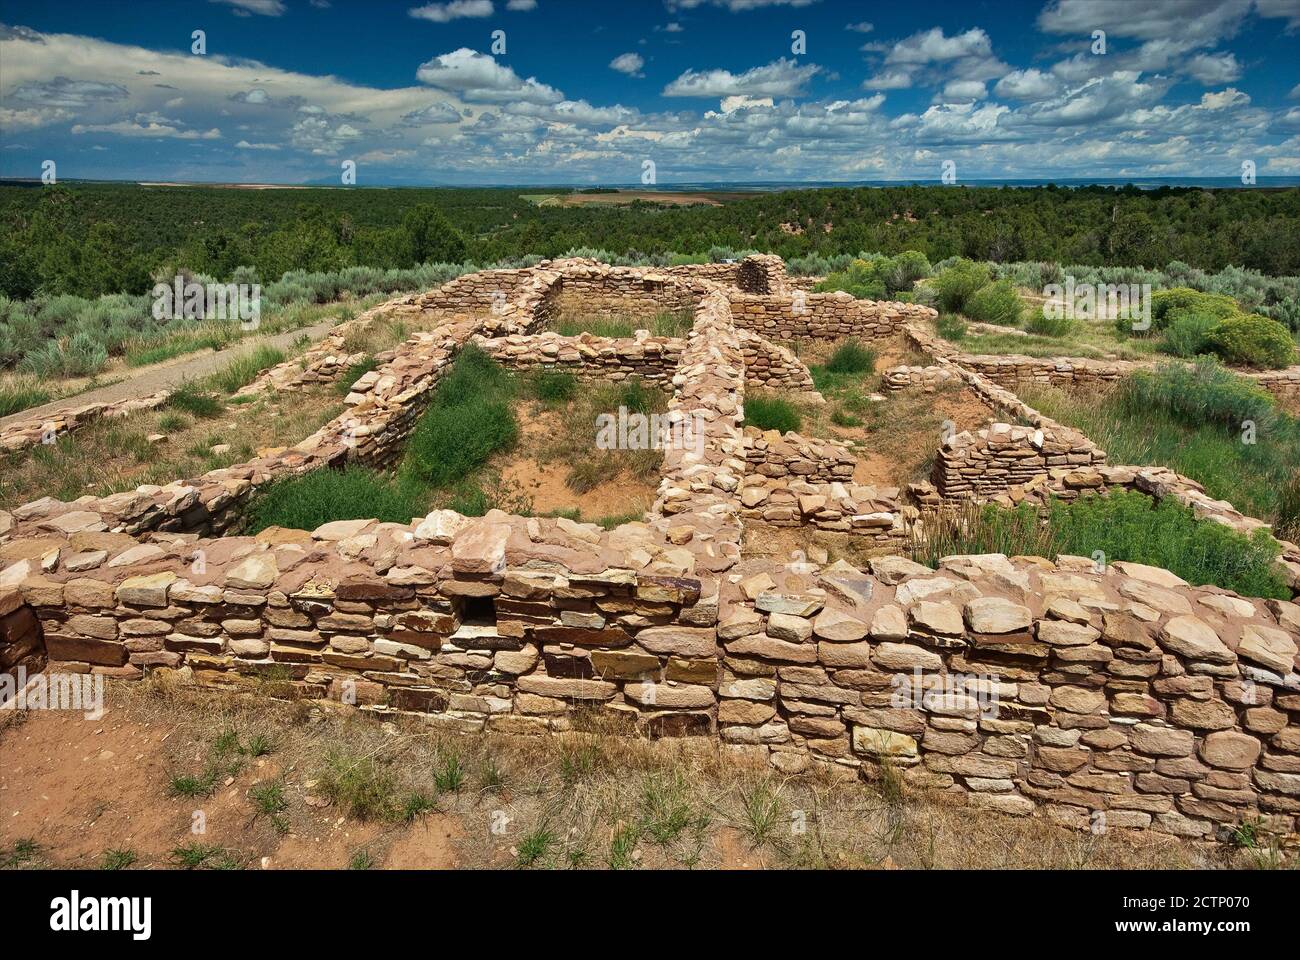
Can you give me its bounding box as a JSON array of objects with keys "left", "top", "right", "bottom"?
[{"left": 2, "top": 0, "right": 1298, "bottom": 184}]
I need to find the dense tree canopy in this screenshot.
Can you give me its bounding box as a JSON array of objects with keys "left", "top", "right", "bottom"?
[{"left": 1, "top": 181, "right": 1298, "bottom": 299}]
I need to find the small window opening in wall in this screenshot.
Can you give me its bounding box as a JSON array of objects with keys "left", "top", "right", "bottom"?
[{"left": 459, "top": 595, "right": 496, "bottom": 627}]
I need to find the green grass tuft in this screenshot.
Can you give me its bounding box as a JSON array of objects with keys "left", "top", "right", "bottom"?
[
  {"left": 825, "top": 338, "right": 876, "bottom": 374},
  {"left": 248, "top": 465, "right": 428, "bottom": 533},
  {"left": 744, "top": 392, "right": 802, "bottom": 433}
]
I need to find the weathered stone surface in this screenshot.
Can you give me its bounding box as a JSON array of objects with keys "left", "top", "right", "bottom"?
[
  {"left": 909, "top": 601, "right": 963, "bottom": 636},
  {"left": 767, "top": 612, "right": 813, "bottom": 643},
  {"left": 869, "top": 605, "right": 908, "bottom": 640},
  {"left": 812, "top": 607, "right": 869, "bottom": 642},
  {"left": 871, "top": 641, "right": 943, "bottom": 671},
  {"left": 115, "top": 572, "right": 177, "bottom": 607},
  {"left": 1199, "top": 731, "right": 1262, "bottom": 771},
  {"left": 516, "top": 676, "right": 616, "bottom": 700},
  {"left": 1157, "top": 616, "right": 1234, "bottom": 664},
  {"left": 225, "top": 553, "right": 278, "bottom": 590},
  {"left": 852, "top": 726, "right": 918, "bottom": 758},
  {"left": 636, "top": 626, "right": 716, "bottom": 658},
  {"left": 1237, "top": 623, "right": 1297, "bottom": 674},
  {"left": 450, "top": 521, "right": 511, "bottom": 575},
  {"left": 964, "top": 597, "right": 1031, "bottom": 634},
  {"left": 1169, "top": 698, "right": 1237, "bottom": 731},
  {"left": 1128, "top": 723, "right": 1196, "bottom": 759},
  {"left": 1037, "top": 620, "right": 1100, "bottom": 647}
]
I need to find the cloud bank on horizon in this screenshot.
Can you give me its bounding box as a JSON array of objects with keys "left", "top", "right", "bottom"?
[{"left": 1, "top": 0, "right": 1298, "bottom": 185}]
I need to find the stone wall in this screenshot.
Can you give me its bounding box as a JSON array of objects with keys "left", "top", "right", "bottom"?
[
  {"left": 882, "top": 364, "right": 964, "bottom": 393},
  {"left": 1251, "top": 367, "right": 1300, "bottom": 409},
  {"left": 0, "top": 392, "right": 170, "bottom": 456},
  {"left": 1, "top": 585, "right": 45, "bottom": 693},
  {"left": 935, "top": 423, "right": 1107, "bottom": 502},
  {"left": 729, "top": 292, "right": 932, "bottom": 341},
  {"left": 737, "top": 329, "right": 819, "bottom": 393},
  {"left": 891, "top": 324, "right": 1300, "bottom": 409},
  {"left": 741, "top": 427, "right": 855, "bottom": 483},
  {"left": 5, "top": 536, "right": 1297, "bottom": 841},
  {"left": 665, "top": 254, "right": 789, "bottom": 295},
  {"left": 714, "top": 552, "right": 1300, "bottom": 839},
  {"left": 475, "top": 331, "right": 685, "bottom": 384},
  {"left": 737, "top": 478, "right": 910, "bottom": 546},
  {"left": 552, "top": 264, "right": 703, "bottom": 320}
]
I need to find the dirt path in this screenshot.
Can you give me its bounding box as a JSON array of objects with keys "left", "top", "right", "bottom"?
[{"left": 0, "top": 320, "right": 339, "bottom": 431}]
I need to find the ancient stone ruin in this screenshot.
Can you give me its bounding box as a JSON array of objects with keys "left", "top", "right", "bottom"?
[{"left": 2, "top": 254, "right": 1298, "bottom": 844}]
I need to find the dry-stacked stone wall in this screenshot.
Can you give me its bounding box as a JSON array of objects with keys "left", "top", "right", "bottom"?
[
  {"left": 737, "top": 478, "right": 910, "bottom": 545},
  {"left": 713, "top": 552, "right": 1300, "bottom": 839},
  {"left": 737, "top": 329, "right": 819, "bottom": 393},
  {"left": 5, "top": 256, "right": 1299, "bottom": 843},
  {"left": 935, "top": 423, "right": 1107, "bottom": 502},
  {"left": 552, "top": 264, "right": 704, "bottom": 320},
  {"left": 0, "top": 392, "right": 170, "bottom": 455},
  {"left": 476, "top": 331, "right": 685, "bottom": 384},
  {"left": 889, "top": 325, "right": 1300, "bottom": 409},
  {"left": 741, "top": 427, "right": 855, "bottom": 482},
  {"left": 729, "top": 292, "right": 933, "bottom": 341},
  {"left": 5, "top": 536, "right": 1297, "bottom": 841}
]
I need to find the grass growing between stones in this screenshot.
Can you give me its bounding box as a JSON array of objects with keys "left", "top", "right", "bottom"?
[
  {"left": 0, "top": 679, "right": 1230, "bottom": 871},
  {"left": 208, "top": 344, "right": 287, "bottom": 394},
  {"left": 0, "top": 381, "right": 345, "bottom": 512},
  {"left": 249, "top": 466, "right": 430, "bottom": 532},
  {"left": 910, "top": 491, "right": 1289, "bottom": 598},
  {"left": 1022, "top": 361, "right": 1300, "bottom": 539},
  {"left": 405, "top": 343, "right": 519, "bottom": 488},
  {"left": 547, "top": 309, "right": 693, "bottom": 339},
  {"left": 744, "top": 392, "right": 802, "bottom": 433},
  {"left": 247, "top": 350, "right": 663, "bottom": 532}
]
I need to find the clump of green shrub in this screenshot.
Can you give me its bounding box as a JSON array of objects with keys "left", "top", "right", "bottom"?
[
  {"left": 814, "top": 251, "right": 931, "bottom": 300},
  {"left": 528, "top": 369, "right": 577, "bottom": 406},
  {"left": 1150, "top": 287, "right": 1239, "bottom": 331},
  {"left": 1119, "top": 359, "right": 1276, "bottom": 431},
  {"left": 964, "top": 279, "right": 1024, "bottom": 326},
  {"left": 931, "top": 258, "right": 992, "bottom": 314},
  {"left": 1202, "top": 313, "right": 1297, "bottom": 369},
  {"left": 813, "top": 259, "right": 885, "bottom": 300},
  {"left": 936, "top": 313, "right": 967, "bottom": 341},
  {"left": 825, "top": 339, "right": 876, "bottom": 374},
  {"left": 612, "top": 377, "right": 655, "bottom": 415},
  {"left": 404, "top": 344, "right": 518, "bottom": 488},
  {"left": 1050, "top": 491, "right": 1288, "bottom": 598},
  {"left": 911, "top": 490, "right": 1288, "bottom": 598},
  {"left": 248, "top": 465, "right": 427, "bottom": 533},
  {"left": 18, "top": 331, "right": 109, "bottom": 377},
  {"left": 1022, "top": 306, "right": 1073, "bottom": 336},
  {"left": 1159, "top": 311, "right": 1218, "bottom": 358},
  {"left": 166, "top": 381, "right": 223, "bottom": 418},
  {"left": 744, "top": 392, "right": 801, "bottom": 433}
]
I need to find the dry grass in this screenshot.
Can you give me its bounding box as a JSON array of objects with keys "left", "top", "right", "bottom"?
[
  {"left": 1, "top": 678, "right": 1238, "bottom": 871},
  {"left": 0, "top": 383, "right": 344, "bottom": 511}
]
